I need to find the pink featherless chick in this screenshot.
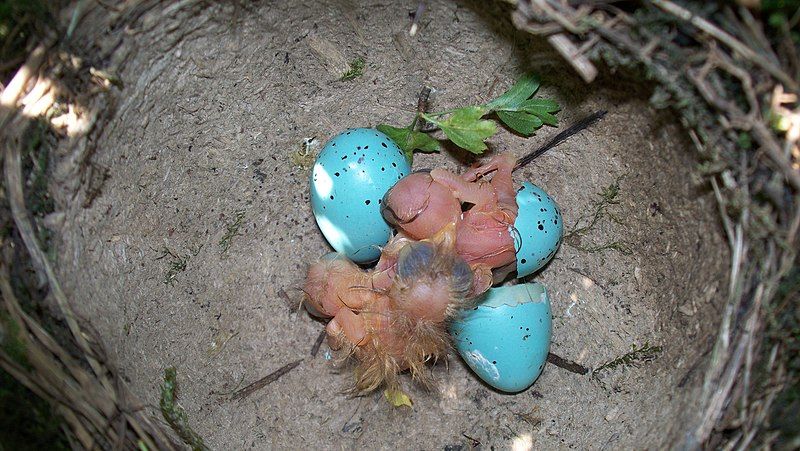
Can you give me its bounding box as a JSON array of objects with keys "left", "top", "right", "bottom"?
[
  {"left": 303, "top": 225, "right": 491, "bottom": 392},
  {"left": 382, "top": 111, "right": 608, "bottom": 282},
  {"left": 382, "top": 153, "right": 519, "bottom": 282}
]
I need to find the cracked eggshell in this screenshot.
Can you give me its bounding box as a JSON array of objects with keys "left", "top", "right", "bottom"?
[
  {"left": 513, "top": 182, "right": 564, "bottom": 277},
  {"left": 449, "top": 282, "right": 552, "bottom": 393},
  {"left": 310, "top": 128, "right": 411, "bottom": 263}
]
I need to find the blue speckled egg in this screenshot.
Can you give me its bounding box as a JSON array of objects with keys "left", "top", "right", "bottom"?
[
  {"left": 310, "top": 128, "right": 411, "bottom": 263},
  {"left": 513, "top": 182, "right": 564, "bottom": 277},
  {"left": 449, "top": 282, "right": 552, "bottom": 393}
]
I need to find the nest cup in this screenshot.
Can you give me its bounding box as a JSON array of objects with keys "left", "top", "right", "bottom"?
[{"left": 3, "top": 0, "right": 795, "bottom": 449}]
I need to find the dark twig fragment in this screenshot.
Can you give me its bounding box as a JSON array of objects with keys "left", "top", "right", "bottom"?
[
  {"left": 231, "top": 359, "right": 303, "bottom": 401},
  {"left": 547, "top": 352, "right": 589, "bottom": 375},
  {"left": 310, "top": 329, "right": 326, "bottom": 357}
]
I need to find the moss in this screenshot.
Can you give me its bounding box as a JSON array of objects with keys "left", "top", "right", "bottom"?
[
  {"left": 593, "top": 342, "right": 663, "bottom": 376},
  {"left": 160, "top": 367, "right": 208, "bottom": 451},
  {"left": 0, "top": 312, "right": 68, "bottom": 450},
  {"left": 0, "top": 0, "right": 54, "bottom": 80},
  {"left": 218, "top": 209, "right": 246, "bottom": 254},
  {"left": 340, "top": 57, "right": 365, "bottom": 81},
  {"left": 564, "top": 176, "right": 631, "bottom": 255},
  {"left": 0, "top": 313, "right": 29, "bottom": 369},
  {"left": 763, "top": 264, "right": 800, "bottom": 446},
  {"left": 157, "top": 247, "right": 189, "bottom": 285},
  {"left": 20, "top": 121, "right": 55, "bottom": 258}
]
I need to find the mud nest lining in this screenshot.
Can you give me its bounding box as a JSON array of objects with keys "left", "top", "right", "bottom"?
[{"left": 1, "top": 0, "right": 797, "bottom": 450}]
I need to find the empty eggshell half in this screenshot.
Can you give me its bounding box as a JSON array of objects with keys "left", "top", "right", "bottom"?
[
  {"left": 449, "top": 282, "right": 552, "bottom": 393},
  {"left": 513, "top": 182, "right": 564, "bottom": 277}
]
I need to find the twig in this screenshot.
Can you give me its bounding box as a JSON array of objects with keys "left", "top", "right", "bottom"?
[
  {"left": 693, "top": 284, "right": 763, "bottom": 445},
  {"left": 231, "top": 359, "right": 303, "bottom": 401},
  {"left": 547, "top": 33, "right": 598, "bottom": 82},
  {"left": 547, "top": 352, "right": 589, "bottom": 375},
  {"left": 649, "top": 0, "right": 798, "bottom": 92},
  {"left": 310, "top": 329, "right": 326, "bottom": 357}
]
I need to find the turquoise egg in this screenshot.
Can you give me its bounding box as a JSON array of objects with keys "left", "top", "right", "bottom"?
[
  {"left": 513, "top": 182, "right": 564, "bottom": 277},
  {"left": 310, "top": 128, "right": 411, "bottom": 263},
  {"left": 449, "top": 282, "right": 552, "bottom": 393}
]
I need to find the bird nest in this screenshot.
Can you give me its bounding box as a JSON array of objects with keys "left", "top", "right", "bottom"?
[{"left": 0, "top": 0, "right": 797, "bottom": 449}]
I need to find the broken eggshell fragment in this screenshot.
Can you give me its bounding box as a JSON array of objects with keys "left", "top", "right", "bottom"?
[
  {"left": 513, "top": 182, "right": 564, "bottom": 277},
  {"left": 310, "top": 128, "right": 411, "bottom": 263},
  {"left": 449, "top": 282, "right": 552, "bottom": 393}
]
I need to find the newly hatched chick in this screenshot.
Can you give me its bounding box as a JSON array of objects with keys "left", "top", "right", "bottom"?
[
  {"left": 382, "top": 110, "right": 609, "bottom": 281},
  {"left": 382, "top": 153, "right": 519, "bottom": 279},
  {"left": 303, "top": 225, "right": 487, "bottom": 391}
]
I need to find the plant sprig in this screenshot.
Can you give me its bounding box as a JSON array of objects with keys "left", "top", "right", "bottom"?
[{"left": 377, "top": 74, "right": 560, "bottom": 161}]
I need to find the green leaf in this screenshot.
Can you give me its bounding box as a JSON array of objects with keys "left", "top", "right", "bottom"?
[
  {"left": 520, "top": 98, "right": 560, "bottom": 113},
  {"left": 483, "top": 74, "right": 559, "bottom": 133},
  {"left": 529, "top": 110, "right": 559, "bottom": 126},
  {"left": 430, "top": 106, "right": 497, "bottom": 153},
  {"left": 377, "top": 124, "right": 441, "bottom": 161},
  {"left": 485, "top": 74, "right": 540, "bottom": 110},
  {"left": 496, "top": 110, "right": 544, "bottom": 136}
]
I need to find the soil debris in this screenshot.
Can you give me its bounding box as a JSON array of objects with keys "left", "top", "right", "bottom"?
[
  {"left": 310, "top": 329, "right": 326, "bottom": 357},
  {"left": 218, "top": 209, "right": 246, "bottom": 254}
]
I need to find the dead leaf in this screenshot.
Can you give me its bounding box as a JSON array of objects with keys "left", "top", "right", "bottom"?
[{"left": 384, "top": 388, "right": 413, "bottom": 408}]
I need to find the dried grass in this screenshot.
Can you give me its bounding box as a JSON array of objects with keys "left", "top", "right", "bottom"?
[
  {"left": 0, "top": 28, "right": 178, "bottom": 451},
  {"left": 511, "top": 0, "right": 799, "bottom": 448}
]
